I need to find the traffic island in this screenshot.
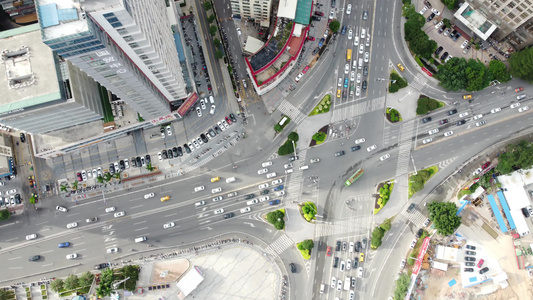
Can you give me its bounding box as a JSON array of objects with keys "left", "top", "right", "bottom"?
[
  {"left": 386, "top": 107, "right": 402, "bottom": 123},
  {"left": 416, "top": 95, "right": 444, "bottom": 115},
  {"left": 309, "top": 94, "right": 331, "bottom": 116},
  {"left": 388, "top": 70, "right": 408, "bottom": 93},
  {"left": 265, "top": 209, "right": 286, "bottom": 230},
  {"left": 408, "top": 166, "right": 439, "bottom": 198},
  {"left": 374, "top": 181, "right": 394, "bottom": 214},
  {"left": 298, "top": 202, "right": 317, "bottom": 223},
  {"left": 310, "top": 127, "right": 328, "bottom": 147},
  {"left": 370, "top": 218, "right": 392, "bottom": 250},
  {"left": 296, "top": 239, "right": 314, "bottom": 260}
]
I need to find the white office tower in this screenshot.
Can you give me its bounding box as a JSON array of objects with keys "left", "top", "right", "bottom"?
[{"left": 36, "top": 0, "right": 189, "bottom": 119}]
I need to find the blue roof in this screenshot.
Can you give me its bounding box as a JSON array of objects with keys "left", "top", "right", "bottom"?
[
  {"left": 57, "top": 8, "right": 78, "bottom": 22},
  {"left": 497, "top": 191, "right": 516, "bottom": 229},
  {"left": 448, "top": 279, "right": 456, "bottom": 286},
  {"left": 487, "top": 194, "right": 508, "bottom": 233},
  {"left": 457, "top": 200, "right": 468, "bottom": 215},
  {"left": 39, "top": 3, "right": 60, "bottom": 28},
  {"left": 469, "top": 277, "right": 477, "bottom": 282},
  {"left": 173, "top": 33, "right": 186, "bottom": 62}
]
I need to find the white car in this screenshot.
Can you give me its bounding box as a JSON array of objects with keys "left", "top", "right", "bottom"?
[
  {"left": 267, "top": 172, "right": 277, "bottom": 178},
  {"left": 359, "top": 44, "right": 364, "bottom": 54},
  {"left": 345, "top": 64, "right": 350, "bottom": 74},
  {"left": 86, "top": 217, "right": 98, "bottom": 223},
  {"left": 358, "top": 267, "right": 363, "bottom": 278},
  {"left": 240, "top": 207, "right": 251, "bottom": 213},
  {"left": 66, "top": 253, "right": 78, "bottom": 259},
  {"left": 473, "top": 168, "right": 482, "bottom": 176},
  {"left": 227, "top": 192, "right": 238, "bottom": 197},
  {"left": 92, "top": 169, "right": 97, "bottom": 177},
  {"left": 364, "top": 52, "right": 369, "bottom": 62},
  {"left": 166, "top": 125, "right": 172, "bottom": 136},
  {"left": 357, "top": 73, "right": 361, "bottom": 83},
  {"left": 144, "top": 193, "right": 155, "bottom": 199},
  {"left": 350, "top": 71, "right": 355, "bottom": 82},
  {"left": 158, "top": 152, "right": 163, "bottom": 161},
  {"left": 26, "top": 234, "right": 37, "bottom": 240},
  {"left": 380, "top": 154, "right": 390, "bottom": 161},
  {"left": 346, "top": 4, "right": 352, "bottom": 14},
  {"left": 491, "top": 107, "right": 501, "bottom": 113},
  {"left": 444, "top": 131, "right": 454, "bottom": 137},
  {"left": 476, "top": 121, "right": 486, "bottom": 127},
  {"left": 399, "top": 259, "right": 406, "bottom": 269},
  {"left": 275, "top": 191, "right": 285, "bottom": 196},
  {"left": 419, "top": 6, "right": 428, "bottom": 14},
  {"left": 510, "top": 102, "right": 521, "bottom": 109},
  {"left": 258, "top": 183, "right": 269, "bottom": 189},
  {"left": 209, "top": 95, "right": 214, "bottom": 104},
  {"left": 354, "top": 36, "right": 359, "bottom": 46},
  {"left": 284, "top": 163, "right": 293, "bottom": 169},
  {"left": 458, "top": 112, "right": 469, "bottom": 118},
  {"left": 272, "top": 179, "right": 283, "bottom": 185},
  {"left": 200, "top": 99, "right": 206, "bottom": 110},
  {"left": 97, "top": 167, "right": 102, "bottom": 176},
  {"left": 106, "top": 248, "right": 118, "bottom": 254},
  {"left": 337, "top": 280, "right": 342, "bottom": 291},
  {"left": 163, "top": 222, "right": 175, "bottom": 229},
  {"left": 67, "top": 222, "right": 78, "bottom": 229},
  {"left": 87, "top": 170, "right": 92, "bottom": 178},
  {"left": 435, "top": 21, "right": 443, "bottom": 29},
  {"left": 473, "top": 114, "right": 483, "bottom": 120},
  {"left": 461, "top": 40, "right": 469, "bottom": 49},
  {"left": 346, "top": 259, "right": 352, "bottom": 270},
  {"left": 310, "top": 158, "right": 320, "bottom": 163},
  {"left": 221, "top": 120, "right": 229, "bottom": 129},
  {"left": 422, "top": 138, "right": 433, "bottom": 144},
  {"left": 114, "top": 211, "right": 125, "bottom": 218},
  {"left": 331, "top": 277, "right": 336, "bottom": 288},
  {"left": 214, "top": 208, "right": 224, "bottom": 215},
  {"left": 7, "top": 189, "right": 17, "bottom": 195},
  {"left": 247, "top": 199, "right": 259, "bottom": 206},
  {"left": 410, "top": 238, "right": 417, "bottom": 248},
  {"left": 196, "top": 107, "right": 202, "bottom": 117},
  {"left": 258, "top": 168, "right": 268, "bottom": 174},
  {"left": 355, "top": 138, "right": 365, "bottom": 144},
  {"left": 348, "top": 29, "right": 353, "bottom": 40},
  {"left": 323, "top": 29, "right": 329, "bottom": 38},
  {"left": 428, "top": 128, "right": 439, "bottom": 135},
  {"left": 262, "top": 161, "right": 273, "bottom": 167},
  {"left": 56, "top": 206, "right": 68, "bottom": 212},
  {"left": 217, "top": 121, "right": 225, "bottom": 131},
  {"left": 367, "top": 145, "right": 377, "bottom": 152},
  {"left": 329, "top": 8, "right": 335, "bottom": 19},
  {"left": 212, "top": 187, "right": 222, "bottom": 193},
  {"left": 195, "top": 201, "right": 205, "bottom": 207},
  {"left": 366, "top": 37, "right": 370, "bottom": 47},
  {"left": 194, "top": 186, "right": 205, "bottom": 192},
  {"left": 188, "top": 142, "right": 195, "bottom": 151},
  {"left": 519, "top": 106, "right": 529, "bottom": 112},
  {"left": 213, "top": 196, "right": 223, "bottom": 202},
  {"left": 356, "top": 86, "right": 361, "bottom": 96},
  {"left": 209, "top": 105, "right": 216, "bottom": 115},
  {"left": 349, "top": 242, "right": 354, "bottom": 252},
  {"left": 431, "top": 8, "right": 440, "bottom": 15},
  {"left": 338, "top": 77, "right": 342, "bottom": 87},
  {"left": 81, "top": 170, "right": 87, "bottom": 181},
  {"left": 423, "top": 218, "right": 431, "bottom": 227},
  {"left": 259, "top": 196, "right": 270, "bottom": 202}
]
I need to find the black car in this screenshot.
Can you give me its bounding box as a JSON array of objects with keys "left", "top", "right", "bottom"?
[
  {"left": 200, "top": 134, "right": 209, "bottom": 143},
  {"left": 448, "top": 109, "right": 457, "bottom": 115},
  {"left": 362, "top": 80, "right": 367, "bottom": 91},
  {"left": 223, "top": 213, "right": 234, "bottom": 219},
  {"left": 426, "top": 13, "right": 435, "bottom": 22},
  {"left": 29, "top": 255, "right": 40, "bottom": 261},
  {"left": 438, "top": 25, "right": 446, "bottom": 33},
  {"left": 435, "top": 46, "right": 443, "bottom": 55},
  {"left": 465, "top": 256, "right": 476, "bottom": 262},
  {"left": 131, "top": 157, "right": 137, "bottom": 167},
  {"left": 407, "top": 203, "right": 416, "bottom": 212},
  {"left": 261, "top": 189, "right": 269, "bottom": 195},
  {"left": 335, "top": 151, "right": 345, "bottom": 157},
  {"left": 214, "top": 125, "right": 222, "bottom": 134},
  {"left": 466, "top": 245, "right": 476, "bottom": 250},
  {"left": 312, "top": 47, "right": 320, "bottom": 55},
  {"left": 465, "top": 250, "right": 476, "bottom": 255},
  {"left": 172, "top": 147, "right": 179, "bottom": 157},
  {"left": 167, "top": 149, "right": 174, "bottom": 159},
  {"left": 336, "top": 241, "right": 341, "bottom": 251},
  {"left": 415, "top": 228, "right": 424, "bottom": 238},
  {"left": 229, "top": 113, "right": 237, "bottom": 123},
  {"left": 449, "top": 30, "right": 457, "bottom": 38},
  {"left": 351, "top": 277, "right": 356, "bottom": 287},
  {"left": 245, "top": 194, "right": 255, "bottom": 200},
  {"left": 109, "top": 164, "right": 115, "bottom": 175},
  {"left": 355, "top": 241, "right": 361, "bottom": 252},
  {"left": 456, "top": 120, "right": 466, "bottom": 126},
  {"left": 363, "top": 66, "right": 368, "bottom": 76},
  {"left": 351, "top": 146, "right": 361, "bottom": 152},
  {"left": 162, "top": 150, "right": 168, "bottom": 159},
  {"left": 183, "top": 144, "right": 191, "bottom": 154},
  {"left": 333, "top": 257, "right": 339, "bottom": 268},
  {"left": 94, "top": 263, "right": 110, "bottom": 270},
  {"left": 176, "top": 147, "right": 183, "bottom": 156},
  {"left": 119, "top": 160, "right": 125, "bottom": 171},
  {"left": 479, "top": 267, "right": 489, "bottom": 274},
  {"left": 440, "top": 52, "right": 449, "bottom": 60},
  {"left": 522, "top": 207, "right": 530, "bottom": 217},
  {"left": 464, "top": 268, "right": 474, "bottom": 272},
  {"left": 452, "top": 32, "right": 461, "bottom": 41},
  {"left": 145, "top": 154, "right": 151, "bottom": 164},
  {"left": 290, "top": 263, "right": 296, "bottom": 273},
  {"left": 312, "top": 15, "right": 321, "bottom": 21},
  {"left": 465, "top": 262, "right": 475, "bottom": 266},
  {"left": 422, "top": 117, "right": 432, "bottom": 123},
  {"left": 20, "top": 133, "right": 26, "bottom": 143},
  {"left": 352, "top": 260, "right": 358, "bottom": 268}
]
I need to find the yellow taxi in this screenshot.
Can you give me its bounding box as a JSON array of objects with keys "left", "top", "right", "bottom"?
[
  {"left": 397, "top": 63, "right": 405, "bottom": 72},
  {"left": 211, "top": 176, "right": 220, "bottom": 183},
  {"left": 463, "top": 94, "right": 472, "bottom": 100},
  {"left": 160, "top": 196, "right": 170, "bottom": 202},
  {"left": 359, "top": 252, "right": 365, "bottom": 262},
  {"left": 337, "top": 89, "right": 342, "bottom": 98}
]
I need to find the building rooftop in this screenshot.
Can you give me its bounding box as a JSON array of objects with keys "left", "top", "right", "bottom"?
[
  {"left": 0, "top": 24, "right": 61, "bottom": 114},
  {"left": 37, "top": 0, "right": 121, "bottom": 41}
]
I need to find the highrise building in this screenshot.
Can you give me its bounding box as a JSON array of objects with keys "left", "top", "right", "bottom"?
[
  {"left": 231, "top": 0, "right": 272, "bottom": 28},
  {"left": 36, "top": 0, "right": 190, "bottom": 120}
]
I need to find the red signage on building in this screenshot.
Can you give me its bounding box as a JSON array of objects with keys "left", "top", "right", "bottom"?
[
  {"left": 412, "top": 237, "right": 430, "bottom": 276},
  {"left": 177, "top": 92, "right": 199, "bottom": 117}
]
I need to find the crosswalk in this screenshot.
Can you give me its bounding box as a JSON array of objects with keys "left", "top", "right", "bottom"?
[
  {"left": 284, "top": 149, "right": 307, "bottom": 202},
  {"left": 315, "top": 214, "right": 373, "bottom": 238},
  {"left": 331, "top": 96, "right": 385, "bottom": 122},
  {"left": 409, "top": 74, "right": 428, "bottom": 91},
  {"left": 265, "top": 234, "right": 294, "bottom": 256},
  {"left": 395, "top": 120, "right": 415, "bottom": 178},
  {"left": 277, "top": 100, "right": 306, "bottom": 124},
  {"left": 403, "top": 209, "right": 429, "bottom": 227}
]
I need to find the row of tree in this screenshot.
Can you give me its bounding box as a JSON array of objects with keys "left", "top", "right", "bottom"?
[
  {"left": 204, "top": 1, "right": 224, "bottom": 59},
  {"left": 436, "top": 58, "right": 511, "bottom": 92},
  {"left": 370, "top": 218, "right": 392, "bottom": 249}
]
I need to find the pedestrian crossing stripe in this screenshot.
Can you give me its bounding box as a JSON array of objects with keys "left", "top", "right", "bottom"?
[{"left": 265, "top": 234, "right": 294, "bottom": 256}]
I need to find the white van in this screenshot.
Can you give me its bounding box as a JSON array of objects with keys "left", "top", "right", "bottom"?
[
  {"left": 361, "top": 28, "right": 366, "bottom": 39},
  {"left": 352, "top": 60, "right": 357, "bottom": 69},
  {"left": 135, "top": 236, "right": 147, "bottom": 243},
  {"left": 299, "top": 165, "right": 309, "bottom": 170},
  {"left": 226, "top": 177, "right": 236, "bottom": 183},
  {"left": 358, "top": 58, "right": 363, "bottom": 69}
]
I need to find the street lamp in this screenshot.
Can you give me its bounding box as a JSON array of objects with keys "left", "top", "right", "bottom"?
[{"left": 375, "top": 78, "right": 396, "bottom": 84}]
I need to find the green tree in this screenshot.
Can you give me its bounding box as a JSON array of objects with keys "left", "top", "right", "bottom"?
[
  {"left": 50, "top": 279, "right": 64, "bottom": 293},
  {"left": 371, "top": 226, "right": 385, "bottom": 249},
  {"left": 329, "top": 20, "right": 340, "bottom": 33},
  {"left": 0, "top": 209, "right": 9, "bottom": 221},
  {"left": 278, "top": 140, "right": 295, "bottom": 156},
  {"left": 215, "top": 50, "right": 224, "bottom": 59},
  {"left": 72, "top": 181, "right": 79, "bottom": 190},
  {"left": 60, "top": 183, "right": 69, "bottom": 193},
  {"left": 380, "top": 218, "right": 392, "bottom": 231},
  {"left": 312, "top": 132, "right": 326, "bottom": 143},
  {"left": 64, "top": 274, "right": 79, "bottom": 290},
  {"left": 213, "top": 38, "right": 221, "bottom": 47},
  {"left": 113, "top": 171, "right": 122, "bottom": 181},
  {"left": 288, "top": 132, "right": 299, "bottom": 142},
  {"left": 0, "top": 289, "right": 10, "bottom": 300},
  {"left": 203, "top": 1, "right": 212, "bottom": 10},
  {"left": 441, "top": 0, "right": 458, "bottom": 9},
  {"left": 209, "top": 25, "right": 217, "bottom": 36},
  {"left": 29, "top": 195, "right": 36, "bottom": 205},
  {"left": 274, "top": 124, "right": 282, "bottom": 132},
  {"left": 428, "top": 202, "right": 462, "bottom": 236},
  {"left": 146, "top": 163, "right": 155, "bottom": 172},
  {"left": 79, "top": 271, "right": 95, "bottom": 287},
  {"left": 298, "top": 239, "right": 314, "bottom": 250},
  {"left": 274, "top": 221, "right": 285, "bottom": 230},
  {"left": 488, "top": 60, "right": 512, "bottom": 83},
  {"left": 508, "top": 46, "right": 533, "bottom": 83},
  {"left": 442, "top": 18, "right": 452, "bottom": 29},
  {"left": 97, "top": 268, "right": 114, "bottom": 298},
  {"left": 96, "top": 176, "right": 104, "bottom": 183},
  {"left": 267, "top": 210, "right": 284, "bottom": 223},
  {"left": 103, "top": 172, "right": 112, "bottom": 182},
  {"left": 402, "top": 3, "right": 416, "bottom": 17},
  {"left": 302, "top": 202, "right": 317, "bottom": 221},
  {"left": 393, "top": 274, "right": 411, "bottom": 300},
  {"left": 121, "top": 265, "right": 140, "bottom": 291},
  {"left": 207, "top": 15, "right": 216, "bottom": 23}
]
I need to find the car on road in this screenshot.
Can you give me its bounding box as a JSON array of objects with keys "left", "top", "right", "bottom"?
[
  {"left": 258, "top": 168, "right": 268, "bottom": 174},
  {"left": 114, "top": 211, "right": 125, "bottom": 218},
  {"left": 336, "top": 241, "right": 341, "bottom": 251},
  {"left": 214, "top": 208, "right": 224, "bottom": 215},
  {"left": 67, "top": 222, "right": 77, "bottom": 229},
  {"left": 284, "top": 163, "right": 293, "bottom": 169},
  {"left": 273, "top": 185, "right": 284, "bottom": 192},
  {"left": 349, "top": 242, "right": 355, "bottom": 253},
  {"left": 272, "top": 179, "right": 283, "bottom": 185},
  {"left": 340, "top": 260, "right": 345, "bottom": 271},
  {"left": 473, "top": 114, "right": 483, "bottom": 120},
  {"left": 380, "top": 154, "right": 390, "bottom": 161},
  {"left": 422, "top": 138, "right": 433, "bottom": 144},
  {"left": 428, "top": 128, "right": 439, "bottom": 135},
  {"left": 261, "top": 161, "right": 272, "bottom": 167},
  {"left": 359, "top": 252, "right": 365, "bottom": 262},
  {"left": 86, "top": 217, "right": 97, "bottom": 223},
  {"left": 194, "top": 186, "right": 205, "bottom": 192},
  {"left": 364, "top": 52, "right": 369, "bottom": 62},
  {"left": 510, "top": 102, "right": 521, "bottom": 109},
  {"left": 327, "top": 246, "right": 332, "bottom": 256},
  {"left": 397, "top": 63, "right": 405, "bottom": 72},
  {"left": 144, "top": 193, "right": 155, "bottom": 199},
  {"left": 106, "top": 247, "right": 118, "bottom": 254},
  {"left": 463, "top": 94, "right": 473, "bottom": 100},
  {"left": 472, "top": 168, "right": 482, "bottom": 176},
  {"left": 331, "top": 277, "right": 336, "bottom": 288},
  {"left": 519, "top": 106, "right": 529, "bottom": 112},
  {"left": 345, "top": 64, "right": 350, "bottom": 74},
  {"left": 246, "top": 199, "right": 259, "bottom": 205},
  {"left": 482, "top": 162, "right": 491, "bottom": 170},
  {"left": 350, "top": 71, "right": 355, "bottom": 82},
  {"left": 163, "top": 222, "right": 175, "bottom": 229},
  {"left": 444, "top": 131, "right": 454, "bottom": 137},
  {"left": 56, "top": 206, "right": 68, "bottom": 212},
  {"left": 465, "top": 262, "right": 475, "bottom": 266},
  {"left": 66, "top": 253, "right": 78, "bottom": 259},
  {"left": 334, "top": 151, "right": 345, "bottom": 157},
  {"left": 491, "top": 107, "right": 501, "bottom": 113},
  {"left": 240, "top": 207, "right": 251, "bottom": 213},
  {"left": 195, "top": 201, "right": 205, "bottom": 207},
  {"left": 94, "top": 263, "right": 109, "bottom": 270},
  {"left": 515, "top": 87, "right": 524, "bottom": 92},
  {"left": 464, "top": 268, "right": 474, "bottom": 272},
  {"left": 29, "top": 255, "right": 40, "bottom": 261},
  {"left": 357, "top": 267, "right": 363, "bottom": 278},
  {"left": 310, "top": 158, "right": 320, "bottom": 164},
  {"left": 275, "top": 191, "right": 285, "bottom": 196},
  {"left": 290, "top": 263, "right": 296, "bottom": 273},
  {"left": 26, "top": 234, "right": 37, "bottom": 240},
  {"left": 258, "top": 196, "right": 270, "bottom": 203},
  {"left": 448, "top": 109, "right": 457, "bottom": 115},
  {"left": 477, "top": 258, "right": 484, "bottom": 267},
  {"left": 333, "top": 257, "right": 339, "bottom": 268},
  {"left": 213, "top": 196, "right": 223, "bottom": 202},
  {"left": 459, "top": 112, "right": 469, "bottom": 118},
  {"left": 348, "top": 29, "right": 353, "bottom": 40},
  {"left": 456, "top": 120, "right": 466, "bottom": 126},
  {"left": 367, "top": 145, "right": 377, "bottom": 152},
  {"left": 422, "top": 117, "right": 432, "bottom": 123},
  {"left": 476, "top": 121, "right": 486, "bottom": 127},
  {"left": 267, "top": 172, "right": 277, "bottom": 178},
  {"left": 337, "top": 280, "right": 343, "bottom": 291},
  {"left": 410, "top": 239, "right": 417, "bottom": 248},
  {"left": 211, "top": 187, "right": 222, "bottom": 193},
  {"left": 465, "top": 250, "right": 476, "bottom": 255},
  {"left": 346, "top": 259, "right": 352, "bottom": 270},
  {"left": 346, "top": 4, "right": 352, "bottom": 14},
  {"left": 355, "top": 138, "right": 365, "bottom": 144},
  {"left": 517, "top": 94, "right": 526, "bottom": 100},
  {"left": 439, "top": 119, "right": 448, "bottom": 125},
  {"left": 351, "top": 146, "right": 361, "bottom": 152},
  {"left": 58, "top": 242, "right": 70, "bottom": 248},
  {"left": 269, "top": 200, "right": 281, "bottom": 205},
  {"left": 223, "top": 213, "right": 234, "bottom": 219}
]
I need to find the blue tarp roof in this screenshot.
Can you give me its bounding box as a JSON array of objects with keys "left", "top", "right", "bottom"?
[
  {"left": 448, "top": 279, "right": 456, "bottom": 287},
  {"left": 469, "top": 277, "right": 477, "bottom": 282},
  {"left": 457, "top": 200, "right": 468, "bottom": 215},
  {"left": 487, "top": 194, "right": 508, "bottom": 233},
  {"left": 497, "top": 191, "right": 516, "bottom": 230},
  {"left": 39, "top": 3, "right": 60, "bottom": 28}
]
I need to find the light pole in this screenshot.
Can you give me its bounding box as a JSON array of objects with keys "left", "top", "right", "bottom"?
[
  {"left": 375, "top": 78, "right": 396, "bottom": 84},
  {"left": 411, "top": 155, "right": 418, "bottom": 175}
]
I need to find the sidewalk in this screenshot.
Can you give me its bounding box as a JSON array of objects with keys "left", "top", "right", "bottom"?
[
  {"left": 385, "top": 86, "right": 420, "bottom": 122},
  {"left": 284, "top": 205, "right": 315, "bottom": 243},
  {"left": 295, "top": 111, "right": 331, "bottom": 150}
]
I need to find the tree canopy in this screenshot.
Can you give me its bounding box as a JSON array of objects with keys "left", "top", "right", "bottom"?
[
  {"left": 427, "top": 202, "right": 461, "bottom": 236},
  {"left": 329, "top": 20, "right": 340, "bottom": 33},
  {"left": 436, "top": 57, "right": 492, "bottom": 91},
  {"left": 393, "top": 274, "right": 411, "bottom": 300},
  {"left": 441, "top": 0, "right": 458, "bottom": 10},
  {"left": 488, "top": 60, "right": 511, "bottom": 83},
  {"left": 97, "top": 268, "right": 115, "bottom": 297},
  {"left": 508, "top": 47, "right": 533, "bottom": 83},
  {"left": 496, "top": 140, "right": 533, "bottom": 175}
]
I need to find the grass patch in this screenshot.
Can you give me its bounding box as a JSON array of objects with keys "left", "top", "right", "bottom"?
[
  {"left": 408, "top": 166, "right": 439, "bottom": 198},
  {"left": 41, "top": 290, "right": 46, "bottom": 296},
  {"left": 386, "top": 107, "right": 402, "bottom": 123},
  {"left": 41, "top": 285, "right": 46, "bottom": 290},
  {"left": 374, "top": 182, "right": 394, "bottom": 215},
  {"left": 309, "top": 94, "right": 332, "bottom": 116},
  {"left": 457, "top": 188, "right": 474, "bottom": 200},
  {"left": 138, "top": 113, "right": 144, "bottom": 122},
  {"left": 414, "top": 56, "right": 424, "bottom": 68}
]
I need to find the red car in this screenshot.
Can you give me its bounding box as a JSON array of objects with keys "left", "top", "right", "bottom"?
[
  {"left": 225, "top": 116, "right": 232, "bottom": 125},
  {"left": 307, "top": 36, "right": 315, "bottom": 41},
  {"left": 515, "top": 87, "right": 524, "bottom": 93},
  {"left": 302, "top": 66, "right": 310, "bottom": 74},
  {"left": 481, "top": 162, "right": 491, "bottom": 169},
  {"left": 315, "top": 11, "right": 324, "bottom": 16},
  {"left": 76, "top": 172, "right": 83, "bottom": 182},
  {"left": 477, "top": 259, "right": 484, "bottom": 268},
  {"left": 326, "top": 246, "right": 332, "bottom": 257}
]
